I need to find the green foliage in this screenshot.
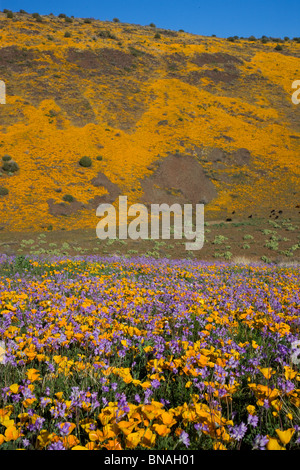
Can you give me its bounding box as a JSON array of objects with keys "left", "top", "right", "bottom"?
[
  {"left": 2, "top": 160, "right": 19, "bottom": 173},
  {"left": 64, "top": 31, "right": 71, "bottom": 38},
  {"left": 2, "top": 155, "right": 12, "bottom": 162},
  {"left": 274, "top": 44, "right": 283, "bottom": 51},
  {"left": 0, "top": 186, "right": 8, "bottom": 196},
  {"left": 32, "top": 12, "right": 42, "bottom": 22},
  {"left": 6, "top": 11, "right": 14, "bottom": 18},
  {"left": 79, "top": 156, "right": 92, "bottom": 168},
  {"left": 265, "top": 239, "right": 279, "bottom": 251},
  {"left": 98, "top": 30, "right": 117, "bottom": 39},
  {"left": 62, "top": 194, "right": 74, "bottom": 203},
  {"left": 212, "top": 235, "right": 228, "bottom": 245}
]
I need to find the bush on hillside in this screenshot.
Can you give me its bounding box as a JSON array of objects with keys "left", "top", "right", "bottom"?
[{"left": 79, "top": 156, "right": 92, "bottom": 168}]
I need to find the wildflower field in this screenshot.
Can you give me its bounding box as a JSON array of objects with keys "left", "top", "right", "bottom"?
[{"left": 0, "top": 254, "right": 299, "bottom": 450}]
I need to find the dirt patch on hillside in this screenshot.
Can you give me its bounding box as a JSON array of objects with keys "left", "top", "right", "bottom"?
[
  {"left": 91, "top": 172, "right": 121, "bottom": 203},
  {"left": 191, "top": 52, "right": 243, "bottom": 67},
  {"left": 186, "top": 65, "right": 240, "bottom": 85},
  {"left": 0, "top": 46, "right": 35, "bottom": 73},
  {"left": 231, "top": 148, "right": 251, "bottom": 166},
  {"left": 47, "top": 198, "right": 85, "bottom": 217},
  {"left": 140, "top": 154, "right": 218, "bottom": 206},
  {"left": 66, "top": 47, "right": 135, "bottom": 71}
]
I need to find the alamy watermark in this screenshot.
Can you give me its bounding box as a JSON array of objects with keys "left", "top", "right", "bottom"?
[
  {"left": 0, "top": 341, "right": 6, "bottom": 364},
  {"left": 96, "top": 196, "right": 204, "bottom": 250},
  {"left": 291, "top": 340, "right": 300, "bottom": 365},
  {"left": 292, "top": 80, "right": 300, "bottom": 105},
  {"left": 0, "top": 80, "right": 6, "bottom": 104}
]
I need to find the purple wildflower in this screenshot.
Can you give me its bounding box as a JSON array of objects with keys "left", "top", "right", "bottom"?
[
  {"left": 252, "top": 434, "right": 269, "bottom": 450},
  {"left": 247, "top": 414, "right": 259, "bottom": 427},
  {"left": 179, "top": 430, "right": 190, "bottom": 448},
  {"left": 229, "top": 422, "right": 247, "bottom": 441}
]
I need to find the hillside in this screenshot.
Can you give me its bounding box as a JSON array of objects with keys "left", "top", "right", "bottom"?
[{"left": 0, "top": 11, "right": 299, "bottom": 234}]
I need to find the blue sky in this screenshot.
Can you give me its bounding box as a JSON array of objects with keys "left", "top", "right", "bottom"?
[{"left": 0, "top": 0, "right": 299, "bottom": 38}]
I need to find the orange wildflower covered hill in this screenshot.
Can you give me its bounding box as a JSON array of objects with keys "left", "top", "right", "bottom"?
[{"left": 0, "top": 11, "right": 299, "bottom": 231}]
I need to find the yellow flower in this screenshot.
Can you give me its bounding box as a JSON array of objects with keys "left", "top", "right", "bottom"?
[
  {"left": 102, "top": 439, "right": 123, "bottom": 450},
  {"left": 246, "top": 405, "right": 256, "bottom": 415},
  {"left": 117, "top": 420, "right": 137, "bottom": 436},
  {"left": 160, "top": 411, "right": 176, "bottom": 427},
  {"left": 213, "top": 442, "right": 227, "bottom": 450},
  {"left": 37, "top": 430, "right": 52, "bottom": 448},
  {"left": 275, "top": 428, "right": 295, "bottom": 446},
  {"left": 4, "top": 425, "right": 21, "bottom": 442},
  {"left": 266, "top": 438, "right": 285, "bottom": 450},
  {"left": 152, "top": 424, "right": 171, "bottom": 437},
  {"left": 9, "top": 384, "right": 19, "bottom": 394},
  {"left": 71, "top": 446, "right": 88, "bottom": 450},
  {"left": 62, "top": 435, "right": 80, "bottom": 449},
  {"left": 125, "top": 431, "right": 141, "bottom": 449},
  {"left": 259, "top": 367, "right": 275, "bottom": 380},
  {"left": 26, "top": 368, "right": 40, "bottom": 382}
]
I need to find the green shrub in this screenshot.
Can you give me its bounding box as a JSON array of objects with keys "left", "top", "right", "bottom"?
[
  {"left": 154, "top": 33, "right": 161, "bottom": 39},
  {"left": 65, "top": 17, "right": 73, "bottom": 23},
  {"left": 2, "top": 155, "right": 12, "bottom": 162},
  {"left": 6, "top": 11, "right": 13, "bottom": 18},
  {"left": 149, "top": 23, "right": 156, "bottom": 28},
  {"left": 96, "top": 156, "right": 103, "bottom": 161},
  {"left": 63, "top": 194, "right": 74, "bottom": 203},
  {"left": 79, "top": 156, "right": 92, "bottom": 167},
  {"left": 98, "top": 30, "right": 117, "bottom": 39},
  {"left": 113, "top": 18, "right": 120, "bottom": 23},
  {"left": 0, "top": 186, "right": 8, "bottom": 196},
  {"left": 265, "top": 239, "right": 279, "bottom": 251},
  {"left": 64, "top": 31, "right": 71, "bottom": 38},
  {"left": 224, "top": 251, "right": 233, "bottom": 260},
  {"left": 274, "top": 44, "right": 283, "bottom": 51},
  {"left": 58, "top": 13, "right": 67, "bottom": 18},
  {"left": 84, "top": 18, "right": 92, "bottom": 23},
  {"left": 212, "top": 235, "right": 228, "bottom": 245},
  {"left": 32, "top": 12, "right": 42, "bottom": 21},
  {"left": 2, "top": 160, "right": 19, "bottom": 173}
]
